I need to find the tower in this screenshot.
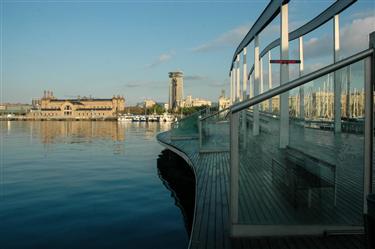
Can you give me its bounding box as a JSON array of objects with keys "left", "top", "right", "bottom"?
[{"left": 168, "top": 71, "right": 184, "bottom": 111}]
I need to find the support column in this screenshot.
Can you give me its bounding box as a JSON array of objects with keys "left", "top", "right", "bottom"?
[
  {"left": 268, "top": 51, "right": 273, "bottom": 113},
  {"left": 230, "top": 70, "right": 233, "bottom": 104},
  {"left": 236, "top": 55, "right": 241, "bottom": 102},
  {"left": 279, "top": 2, "right": 289, "bottom": 148},
  {"left": 242, "top": 48, "right": 248, "bottom": 143},
  {"left": 346, "top": 66, "right": 351, "bottom": 118},
  {"left": 299, "top": 36, "right": 305, "bottom": 119},
  {"left": 243, "top": 48, "right": 248, "bottom": 100},
  {"left": 253, "top": 36, "right": 260, "bottom": 136},
  {"left": 260, "top": 57, "right": 264, "bottom": 111},
  {"left": 230, "top": 111, "right": 240, "bottom": 226},
  {"left": 333, "top": 14, "right": 342, "bottom": 133},
  {"left": 364, "top": 32, "right": 374, "bottom": 214}
]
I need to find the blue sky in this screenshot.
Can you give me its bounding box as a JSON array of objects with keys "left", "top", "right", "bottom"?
[{"left": 1, "top": 0, "right": 374, "bottom": 105}]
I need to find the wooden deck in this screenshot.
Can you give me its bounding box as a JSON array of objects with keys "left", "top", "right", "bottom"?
[{"left": 156, "top": 128, "right": 368, "bottom": 249}]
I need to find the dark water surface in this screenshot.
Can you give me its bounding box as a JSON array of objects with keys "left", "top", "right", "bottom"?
[{"left": 0, "top": 121, "right": 191, "bottom": 249}]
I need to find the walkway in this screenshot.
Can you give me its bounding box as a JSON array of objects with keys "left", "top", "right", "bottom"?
[{"left": 156, "top": 129, "right": 367, "bottom": 249}]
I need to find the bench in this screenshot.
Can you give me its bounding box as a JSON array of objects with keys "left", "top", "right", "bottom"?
[{"left": 272, "top": 146, "right": 336, "bottom": 208}]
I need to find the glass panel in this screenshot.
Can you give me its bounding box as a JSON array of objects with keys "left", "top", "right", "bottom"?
[
  {"left": 237, "top": 61, "right": 365, "bottom": 226},
  {"left": 200, "top": 108, "right": 230, "bottom": 152}
]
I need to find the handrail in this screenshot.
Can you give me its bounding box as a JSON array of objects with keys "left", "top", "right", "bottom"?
[
  {"left": 231, "top": 48, "right": 373, "bottom": 114},
  {"left": 200, "top": 106, "right": 231, "bottom": 122},
  {"left": 259, "top": 0, "right": 356, "bottom": 58},
  {"left": 230, "top": 0, "right": 289, "bottom": 72},
  {"left": 175, "top": 105, "right": 212, "bottom": 123}
]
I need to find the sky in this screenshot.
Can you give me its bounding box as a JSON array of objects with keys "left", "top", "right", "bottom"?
[{"left": 1, "top": 0, "right": 375, "bottom": 105}]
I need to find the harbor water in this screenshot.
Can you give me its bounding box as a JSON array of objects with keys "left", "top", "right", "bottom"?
[{"left": 0, "top": 121, "right": 192, "bottom": 249}]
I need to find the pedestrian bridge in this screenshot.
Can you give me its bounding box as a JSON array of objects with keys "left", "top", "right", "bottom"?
[{"left": 156, "top": 0, "right": 374, "bottom": 248}]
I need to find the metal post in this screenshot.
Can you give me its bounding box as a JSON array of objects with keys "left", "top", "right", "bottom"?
[
  {"left": 230, "top": 111, "right": 240, "bottom": 228},
  {"left": 242, "top": 48, "right": 248, "bottom": 138},
  {"left": 279, "top": 2, "right": 289, "bottom": 148},
  {"left": 299, "top": 36, "right": 305, "bottom": 119},
  {"left": 364, "top": 32, "right": 374, "bottom": 214},
  {"left": 268, "top": 51, "right": 273, "bottom": 113},
  {"left": 236, "top": 55, "right": 241, "bottom": 101},
  {"left": 253, "top": 36, "right": 260, "bottom": 136},
  {"left": 260, "top": 57, "right": 264, "bottom": 111},
  {"left": 333, "top": 14, "right": 342, "bottom": 133},
  {"left": 249, "top": 73, "right": 253, "bottom": 98},
  {"left": 346, "top": 66, "right": 351, "bottom": 118},
  {"left": 199, "top": 118, "right": 203, "bottom": 150},
  {"left": 243, "top": 47, "right": 248, "bottom": 100},
  {"left": 230, "top": 70, "right": 233, "bottom": 104}
]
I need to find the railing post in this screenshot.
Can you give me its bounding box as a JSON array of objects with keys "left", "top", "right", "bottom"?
[
  {"left": 253, "top": 35, "right": 260, "bottom": 136},
  {"left": 230, "top": 111, "right": 240, "bottom": 230},
  {"left": 268, "top": 51, "right": 273, "bottom": 113},
  {"left": 364, "top": 32, "right": 374, "bottom": 214},
  {"left": 260, "top": 57, "right": 264, "bottom": 111},
  {"left": 345, "top": 65, "right": 351, "bottom": 118},
  {"left": 230, "top": 70, "right": 233, "bottom": 104},
  {"left": 243, "top": 47, "right": 248, "bottom": 101},
  {"left": 279, "top": 2, "right": 289, "bottom": 148},
  {"left": 299, "top": 36, "right": 305, "bottom": 120},
  {"left": 242, "top": 48, "right": 248, "bottom": 141},
  {"left": 333, "top": 14, "right": 342, "bottom": 133},
  {"left": 199, "top": 117, "right": 203, "bottom": 150},
  {"left": 236, "top": 55, "right": 241, "bottom": 102}
]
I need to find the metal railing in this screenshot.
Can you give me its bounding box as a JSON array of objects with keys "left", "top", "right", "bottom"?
[{"left": 228, "top": 33, "right": 374, "bottom": 237}]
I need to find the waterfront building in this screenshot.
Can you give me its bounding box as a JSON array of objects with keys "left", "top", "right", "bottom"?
[
  {"left": 168, "top": 71, "right": 184, "bottom": 111},
  {"left": 0, "top": 103, "right": 32, "bottom": 115},
  {"left": 144, "top": 99, "right": 156, "bottom": 108},
  {"left": 28, "top": 91, "right": 125, "bottom": 119},
  {"left": 182, "top": 95, "right": 211, "bottom": 108}
]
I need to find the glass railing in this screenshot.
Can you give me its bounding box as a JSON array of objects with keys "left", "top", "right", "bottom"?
[
  {"left": 170, "top": 106, "right": 219, "bottom": 140},
  {"left": 199, "top": 108, "right": 230, "bottom": 152},
  {"left": 235, "top": 61, "right": 366, "bottom": 230}
]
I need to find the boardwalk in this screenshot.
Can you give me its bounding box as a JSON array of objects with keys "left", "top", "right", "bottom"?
[{"left": 156, "top": 128, "right": 367, "bottom": 249}]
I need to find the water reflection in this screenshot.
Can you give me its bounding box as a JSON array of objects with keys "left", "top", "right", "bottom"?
[
  {"left": 157, "top": 150, "right": 195, "bottom": 237},
  {"left": 1, "top": 121, "right": 171, "bottom": 145}
]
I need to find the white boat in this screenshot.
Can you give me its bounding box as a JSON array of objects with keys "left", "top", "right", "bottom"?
[
  {"left": 147, "top": 114, "right": 158, "bottom": 122},
  {"left": 118, "top": 114, "right": 133, "bottom": 122},
  {"left": 132, "top": 115, "right": 140, "bottom": 122},
  {"left": 140, "top": 115, "right": 147, "bottom": 122},
  {"left": 159, "top": 113, "right": 175, "bottom": 122}
]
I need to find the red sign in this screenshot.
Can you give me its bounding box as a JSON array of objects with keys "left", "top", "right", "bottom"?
[{"left": 270, "top": 59, "right": 301, "bottom": 64}]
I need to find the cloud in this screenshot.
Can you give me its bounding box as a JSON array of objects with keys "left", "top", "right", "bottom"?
[
  {"left": 146, "top": 50, "right": 175, "bottom": 68},
  {"left": 184, "top": 75, "right": 208, "bottom": 81},
  {"left": 191, "top": 24, "right": 250, "bottom": 53},
  {"left": 191, "top": 20, "right": 302, "bottom": 54},
  {"left": 123, "top": 80, "right": 166, "bottom": 89},
  {"left": 295, "top": 14, "right": 375, "bottom": 60}
]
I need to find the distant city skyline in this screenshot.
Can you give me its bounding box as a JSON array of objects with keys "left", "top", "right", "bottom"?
[{"left": 1, "top": 0, "right": 374, "bottom": 105}]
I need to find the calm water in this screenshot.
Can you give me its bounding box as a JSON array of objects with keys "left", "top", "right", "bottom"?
[{"left": 0, "top": 121, "right": 191, "bottom": 249}]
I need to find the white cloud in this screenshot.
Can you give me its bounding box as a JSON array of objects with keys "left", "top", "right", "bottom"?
[
  {"left": 191, "top": 24, "right": 250, "bottom": 52},
  {"left": 298, "top": 14, "right": 375, "bottom": 60},
  {"left": 146, "top": 50, "right": 175, "bottom": 68}
]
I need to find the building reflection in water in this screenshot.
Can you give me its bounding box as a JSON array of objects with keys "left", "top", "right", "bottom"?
[
  {"left": 157, "top": 149, "right": 195, "bottom": 237},
  {"left": 2, "top": 121, "right": 171, "bottom": 155}
]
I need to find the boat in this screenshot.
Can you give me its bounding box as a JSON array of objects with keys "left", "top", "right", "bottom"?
[
  {"left": 159, "top": 113, "right": 175, "bottom": 122},
  {"left": 140, "top": 115, "right": 147, "bottom": 122},
  {"left": 132, "top": 115, "right": 140, "bottom": 122},
  {"left": 118, "top": 114, "right": 133, "bottom": 122},
  {"left": 147, "top": 114, "right": 158, "bottom": 122}
]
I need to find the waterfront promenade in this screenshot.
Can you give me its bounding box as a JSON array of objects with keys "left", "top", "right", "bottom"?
[{"left": 156, "top": 128, "right": 367, "bottom": 249}]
